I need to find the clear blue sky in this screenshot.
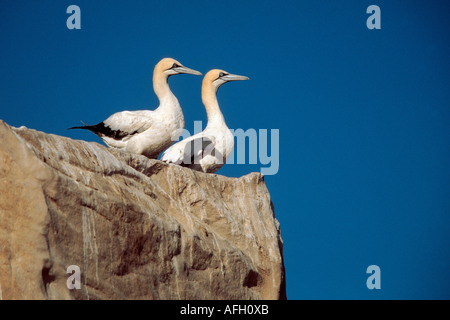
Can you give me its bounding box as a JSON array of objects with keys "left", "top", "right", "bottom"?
[{"left": 1, "top": 1, "right": 449, "bottom": 299}]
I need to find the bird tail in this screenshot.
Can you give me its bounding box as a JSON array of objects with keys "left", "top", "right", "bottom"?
[
  {"left": 67, "top": 126, "right": 93, "bottom": 130},
  {"left": 67, "top": 121, "right": 93, "bottom": 130}
]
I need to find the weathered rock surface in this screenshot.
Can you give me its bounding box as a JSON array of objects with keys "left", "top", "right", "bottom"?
[{"left": 0, "top": 120, "right": 285, "bottom": 300}]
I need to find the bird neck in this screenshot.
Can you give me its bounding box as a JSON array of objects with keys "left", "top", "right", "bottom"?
[
  {"left": 153, "top": 73, "right": 178, "bottom": 110},
  {"left": 202, "top": 83, "right": 225, "bottom": 126}
]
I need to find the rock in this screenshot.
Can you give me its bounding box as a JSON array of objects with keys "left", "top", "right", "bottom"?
[{"left": 0, "top": 120, "right": 286, "bottom": 300}]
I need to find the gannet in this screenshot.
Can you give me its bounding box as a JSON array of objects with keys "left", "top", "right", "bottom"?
[
  {"left": 68, "top": 58, "right": 202, "bottom": 159},
  {"left": 161, "top": 69, "right": 249, "bottom": 173}
]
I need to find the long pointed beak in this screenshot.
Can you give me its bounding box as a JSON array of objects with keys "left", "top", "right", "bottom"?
[
  {"left": 221, "top": 74, "right": 249, "bottom": 81},
  {"left": 174, "top": 66, "right": 202, "bottom": 76}
]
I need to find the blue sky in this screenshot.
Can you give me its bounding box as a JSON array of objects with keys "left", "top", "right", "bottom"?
[{"left": 1, "top": 1, "right": 450, "bottom": 299}]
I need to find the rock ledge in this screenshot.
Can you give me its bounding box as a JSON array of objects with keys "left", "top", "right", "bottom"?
[{"left": 0, "top": 120, "right": 286, "bottom": 300}]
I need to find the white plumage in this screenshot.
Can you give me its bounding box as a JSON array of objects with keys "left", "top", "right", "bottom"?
[
  {"left": 161, "top": 69, "right": 249, "bottom": 173},
  {"left": 69, "top": 58, "right": 201, "bottom": 159}
]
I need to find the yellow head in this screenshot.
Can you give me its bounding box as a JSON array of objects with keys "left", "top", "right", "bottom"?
[
  {"left": 154, "top": 58, "right": 202, "bottom": 78},
  {"left": 202, "top": 69, "right": 249, "bottom": 92}
]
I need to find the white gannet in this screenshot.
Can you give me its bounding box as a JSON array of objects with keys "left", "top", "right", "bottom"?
[
  {"left": 68, "top": 58, "right": 202, "bottom": 159},
  {"left": 161, "top": 69, "right": 249, "bottom": 173}
]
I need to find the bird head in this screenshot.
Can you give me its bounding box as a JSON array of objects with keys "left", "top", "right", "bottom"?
[
  {"left": 155, "top": 58, "right": 202, "bottom": 77},
  {"left": 203, "top": 69, "right": 249, "bottom": 91}
]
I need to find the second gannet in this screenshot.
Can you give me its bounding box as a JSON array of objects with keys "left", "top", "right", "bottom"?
[
  {"left": 161, "top": 69, "right": 249, "bottom": 173},
  {"left": 68, "top": 58, "right": 202, "bottom": 159}
]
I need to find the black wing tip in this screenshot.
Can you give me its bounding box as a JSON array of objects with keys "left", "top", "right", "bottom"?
[
  {"left": 67, "top": 121, "right": 130, "bottom": 141},
  {"left": 67, "top": 120, "right": 92, "bottom": 130},
  {"left": 67, "top": 125, "right": 92, "bottom": 130}
]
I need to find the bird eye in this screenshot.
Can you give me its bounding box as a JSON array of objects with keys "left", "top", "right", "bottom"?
[
  {"left": 172, "top": 63, "right": 180, "bottom": 69},
  {"left": 219, "top": 72, "right": 225, "bottom": 77}
]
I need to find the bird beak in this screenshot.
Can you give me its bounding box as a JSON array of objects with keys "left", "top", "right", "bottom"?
[
  {"left": 174, "top": 66, "right": 202, "bottom": 76},
  {"left": 221, "top": 74, "right": 250, "bottom": 82}
]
